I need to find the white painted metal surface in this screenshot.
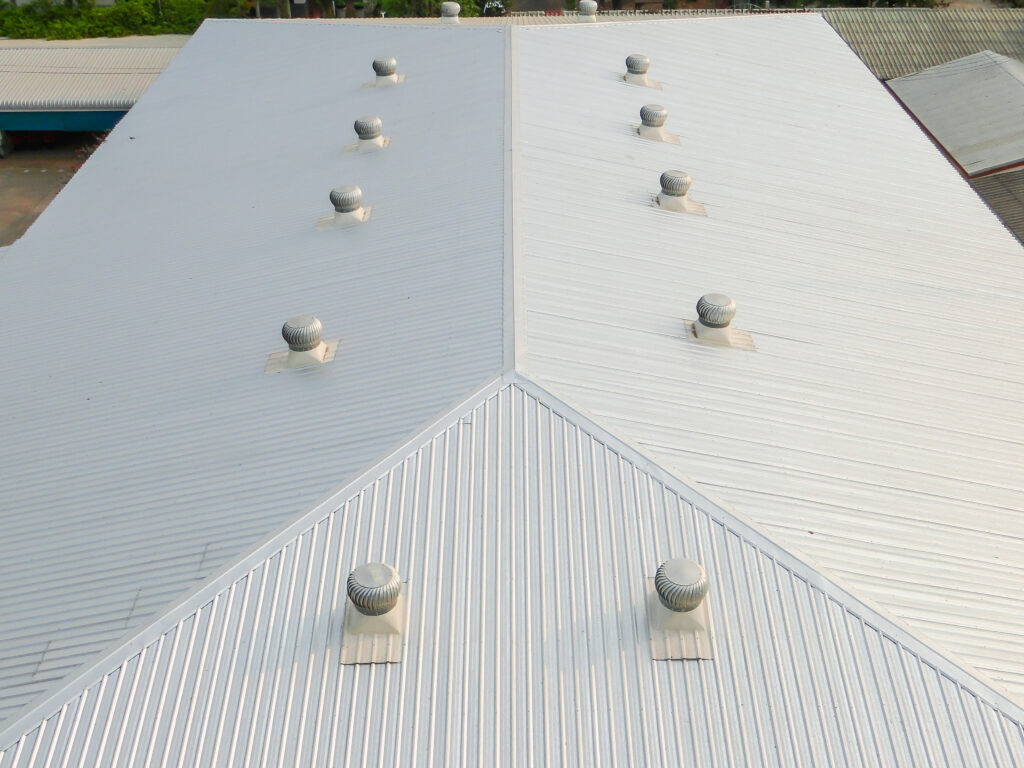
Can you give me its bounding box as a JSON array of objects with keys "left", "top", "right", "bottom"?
[
  {"left": 515, "top": 16, "right": 1024, "bottom": 703},
  {"left": 1, "top": 379, "right": 1022, "bottom": 766},
  {"left": 0, "top": 20, "right": 505, "bottom": 729},
  {"left": 0, "top": 47, "right": 181, "bottom": 111},
  {"left": 888, "top": 51, "right": 1024, "bottom": 176}
]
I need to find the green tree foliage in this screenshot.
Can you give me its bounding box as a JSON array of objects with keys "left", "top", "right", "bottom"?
[
  {"left": 372, "top": 0, "right": 478, "bottom": 17},
  {"left": 0, "top": 0, "right": 241, "bottom": 38}
]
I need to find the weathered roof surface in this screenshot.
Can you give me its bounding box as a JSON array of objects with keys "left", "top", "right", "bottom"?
[
  {"left": 516, "top": 15, "right": 1024, "bottom": 703},
  {"left": 0, "top": 46, "right": 182, "bottom": 111},
  {"left": 972, "top": 168, "right": 1024, "bottom": 244},
  {"left": 0, "top": 21, "right": 505, "bottom": 729},
  {"left": 823, "top": 8, "right": 1024, "bottom": 81},
  {"left": 888, "top": 51, "right": 1024, "bottom": 177},
  {"left": 2, "top": 378, "right": 1023, "bottom": 767}
]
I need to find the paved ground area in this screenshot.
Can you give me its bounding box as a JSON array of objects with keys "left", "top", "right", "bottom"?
[{"left": 0, "top": 136, "right": 95, "bottom": 247}]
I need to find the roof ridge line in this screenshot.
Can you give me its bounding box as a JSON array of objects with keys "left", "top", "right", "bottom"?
[
  {"left": 509, "top": 371, "right": 1024, "bottom": 723},
  {"left": 0, "top": 371, "right": 512, "bottom": 750}
]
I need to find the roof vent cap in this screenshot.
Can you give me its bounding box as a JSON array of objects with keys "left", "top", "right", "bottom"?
[
  {"left": 656, "top": 170, "right": 706, "bottom": 215},
  {"left": 372, "top": 57, "right": 397, "bottom": 76},
  {"left": 660, "top": 170, "right": 691, "bottom": 197},
  {"left": 578, "top": 0, "right": 597, "bottom": 18},
  {"left": 330, "top": 184, "right": 362, "bottom": 213},
  {"left": 354, "top": 115, "right": 382, "bottom": 140},
  {"left": 641, "top": 104, "right": 667, "bottom": 128},
  {"left": 348, "top": 563, "right": 401, "bottom": 616},
  {"left": 625, "top": 54, "right": 659, "bottom": 88},
  {"left": 282, "top": 315, "right": 323, "bottom": 352},
  {"left": 441, "top": 1, "right": 460, "bottom": 20},
  {"left": 696, "top": 293, "right": 736, "bottom": 329},
  {"left": 655, "top": 558, "right": 708, "bottom": 613},
  {"left": 626, "top": 54, "right": 649, "bottom": 75}
]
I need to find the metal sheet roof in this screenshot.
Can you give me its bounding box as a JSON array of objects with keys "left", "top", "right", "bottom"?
[
  {"left": 0, "top": 46, "right": 182, "bottom": 111},
  {"left": 515, "top": 15, "right": 1024, "bottom": 704},
  {"left": 2, "top": 378, "right": 1023, "bottom": 767},
  {"left": 823, "top": 8, "right": 1024, "bottom": 81},
  {"left": 0, "top": 21, "right": 505, "bottom": 729},
  {"left": 971, "top": 168, "right": 1024, "bottom": 244},
  {"left": 3, "top": 14, "right": 1024, "bottom": 760},
  {"left": 888, "top": 51, "right": 1024, "bottom": 177}
]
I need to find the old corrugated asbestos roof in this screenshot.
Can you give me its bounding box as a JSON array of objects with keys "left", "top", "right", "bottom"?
[
  {"left": 2, "top": 14, "right": 1024, "bottom": 765},
  {"left": 822, "top": 7, "right": 1024, "bottom": 81},
  {"left": 0, "top": 44, "right": 183, "bottom": 111},
  {"left": 888, "top": 51, "right": 1024, "bottom": 177}
]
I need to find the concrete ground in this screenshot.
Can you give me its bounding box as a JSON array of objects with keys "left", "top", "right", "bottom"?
[{"left": 0, "top": 137, "right": 92, "bottom": 247}]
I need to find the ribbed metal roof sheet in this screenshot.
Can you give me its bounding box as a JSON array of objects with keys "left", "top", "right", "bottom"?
[
  {"left": 515, "top": 15, "right": 1024, "bottom": 704},
  {"left": 971, "top": 168, "right": 1024, "bottom": 245},
  {"left": 0, "top": 21, "right": 505, "bottom": 729},
  {"left": 0, "top": 47, "right": 182, "bottom": 111},
  {"left": 823, "top": 8, "right": 1024, "bottom": 81},
  {"left": 888, "top": 51, "right": 1024, "bottom": 176},
  {"left": 2, "top": 378, "right": 1023, "bottom": 767},
  {"left": 3, "top": 14, "right": 1024, "bottom": 761}
]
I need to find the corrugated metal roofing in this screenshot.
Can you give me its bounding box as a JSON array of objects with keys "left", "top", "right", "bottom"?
[
  {"left": 2, "top": 378, "right": 1023, "bottom": 767},
  {"left": 823, "top": 8, "right": 1024, "bottom": 81},
  {"left": 0, "top": 47, "right": 182, "bottom": 111},
  {"left": 0, "top": 21, "right": 505, "bottom": 729},
  {"left": 888, "top": 51, "right": 1024, "bottom": 177},
  {"left": 971, "top": 168, "right": 1024, "bottom": 245},
  {"left": 515, "top": 15, "right": 1024, "bottom": 705}
]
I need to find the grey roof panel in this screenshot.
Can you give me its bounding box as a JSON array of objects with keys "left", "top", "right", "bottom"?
[
  {"left": 1, "top": 378, "right": 1022, "bottom": 766},
  {"left": 0, "top": 20, "right": 506, "bottom": 729},
  {"left": 888, "top": 51, "right": 1024, "bottom": 176},
  {"left": 824, "top": 8, "right": 1024, "bottom": 81}
]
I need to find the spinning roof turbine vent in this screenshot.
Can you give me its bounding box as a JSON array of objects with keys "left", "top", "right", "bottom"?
[
  {"left": 625, "top": 54, "right": 657, "bottom": 87},
  {"left": 342, "top": 562, "right": 409, "bottom": 663},
  {"left": 647, "top": 557, "right": 713, "bottom": 659},
  {"left": 347, "top": 563, "right": 401, "bottom": 616},
  {"left": 282, "top": 314, "right": 322, "bottom": 353},
  {"left": 640, "top": 103, "right": 666, "bottom": 128},
  {"left": 655, "top": 559, "right": 708, "bottom": 612},
  {"left": 688, "top": 292, "right": 755, "bottom": 350},
  {"left": 638, "top": 104, "right": 677, "bottom": 143},
  {"left": 441, "top": 1, "right": 460, "bottom": 22},
  {"left": 352, "top": 115, "right": 388, "bottom": 152},
  {"left": 371, "top": 57, "right": 402, "bottom": 86},
  {"left": 319, "top": 184, "right": 371, "bottom": 229},
  {"left": 694, "top": 293, "right": 735, "bottom": 343},
  {"left": 656, "top": 170, "right": 706, "bottom": 215},
  {"left": 265, "top": 314, "right": 339, "bottom": 372},
  {"left": 578, "top": 0, "right": 597, "bottom": 21}
]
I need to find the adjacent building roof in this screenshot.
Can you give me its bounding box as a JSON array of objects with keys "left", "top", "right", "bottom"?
[
  {"left": 823, "top": 8, "right": 1024, "bottom": 81},
  {"left": 3, "top": 377, "right": 1024, "bottom": 767},
  {"left": 0, "top": 44, "right": 183, "bottom": 111},
  {"left": 971, "top": 168, "right": 1024, "bottom": 244},
  {"left": 888, "top": 51, "right": 1024, "bottom": 177},
  {"left": 2, "top": 14, "right": 1024, "bottom": 764}
]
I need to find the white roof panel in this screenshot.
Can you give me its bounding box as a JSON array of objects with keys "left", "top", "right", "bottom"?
[
  {"left": 515, "top": 16, "right": 1024, "bottom": 703},
  {"left": 888, "top": 51, "right": 1024, "bottom": 176},
  {"left": 0, "top": 20, "right": 506, "bottom": 728},
  {"left": 2, "top": 378, "right": 1022, "bottom": 766}
]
